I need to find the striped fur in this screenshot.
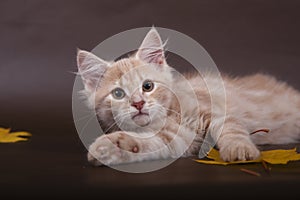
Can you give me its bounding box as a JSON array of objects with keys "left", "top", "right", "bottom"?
[{"left": 79, "top": 28, "right": 300, "bottom": 166}]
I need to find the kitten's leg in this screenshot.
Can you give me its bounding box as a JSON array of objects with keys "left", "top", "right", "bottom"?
[
  {"left": 210, "top": 116, "right": 260, "bottom": 161},
  {"left": 87, "top": 130, "right": 190, "bottom": 166}
]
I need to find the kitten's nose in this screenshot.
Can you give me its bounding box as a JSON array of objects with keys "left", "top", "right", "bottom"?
[{"left": 131, "top": 100, "right": 145, "bottom": 111}]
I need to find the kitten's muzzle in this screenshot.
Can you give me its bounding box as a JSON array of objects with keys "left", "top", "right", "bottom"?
[
  {"left": 131, "top": 100, "right": 145, "bottom": 111},
  {"left": 132, "top": 112, "right": 149, "bottom": 119},
  {"left": 131, "top": 111, "right": 150, "bottom": 127}
]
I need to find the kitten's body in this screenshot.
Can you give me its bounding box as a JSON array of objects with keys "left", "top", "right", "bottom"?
[{"left": 77, "top": 28, "right": 300, "bottom": 166}]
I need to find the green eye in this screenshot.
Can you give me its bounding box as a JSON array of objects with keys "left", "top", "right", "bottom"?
[
  {"left": 112, "top": 88, "right": 125, "bottom": 99},
  {"left": 142, "top": 80, "right": 154, "bottom": 92}
]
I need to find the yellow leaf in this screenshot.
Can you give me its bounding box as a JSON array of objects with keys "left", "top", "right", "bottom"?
[
  {"left": 261, "top": 148, "right": 300, "bottom": 164},
  {"left": 0, "top": 127, "right": 32, "bottom": 143},
  {"left": 194, "top": 148, "right": 300, "bottom": 165}
]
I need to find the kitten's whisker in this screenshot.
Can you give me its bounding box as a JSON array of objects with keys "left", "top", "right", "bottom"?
[
  {"left": 95, "top": 108, "right": 114, "bottom": 116},
  {"left": 103, "top": 112, "right": 132, "bottom": 133},
  {"left": 96, "top": 108, "right": 112, "bottom": 111},
  {"left": 103, "top": 117, "right": 124, "bottom": 134},
  {"left": 154, "top": 108, "right": 180, "bottom": 125},
  {"left": 164, "top": 108, "right": 181, "bottom": 116},
  {"left": 74, "top": 107, "right": 107, "bottom": 123},
  {"left": 155, "top": 104, "right": 181, "bottom": 116},
  {"left": 76, "top": 107, "right": 114, "bottom": 123},
  {"left": 113, "top": 112, "right": 131, "bottom": 119},
  {"left": 76, "top": 107, "right": 113, "bottom": 123},
  {"left": 77, "top": 111, "right": 101, "bottom": 137},
  {"left": 74, "top": 112, "right": 97, "bottom": 122}
]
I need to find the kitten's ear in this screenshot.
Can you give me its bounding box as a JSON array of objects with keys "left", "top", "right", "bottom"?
[
  {"left": 136, "top": 28, "right": 166, "bottom": 65},
  {"left": 77, "top": 49, "right": 110, "bottom": 92}
]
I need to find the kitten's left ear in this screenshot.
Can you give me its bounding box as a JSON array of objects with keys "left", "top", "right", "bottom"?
[
  {"left": 136, "top": 28, "right": 166, "bottom": 66},
  {"left": 77, "top": 49, "right": 110, "bottom": 93}
]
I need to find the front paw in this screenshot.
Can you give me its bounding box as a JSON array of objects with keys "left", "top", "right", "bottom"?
[
  {"left": 219, "top": 137, "right": 260, "bottom": 162},
  {"left": 87, "top": 135, "right": 121, "bottom": 166},
  {"left": 87, "top": 132, "right": 140, "bottom": 166}
]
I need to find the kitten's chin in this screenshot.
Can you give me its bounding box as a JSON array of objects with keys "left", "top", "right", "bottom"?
[{"left": 132, "top": 114, "right": 150, "bottom": 127}]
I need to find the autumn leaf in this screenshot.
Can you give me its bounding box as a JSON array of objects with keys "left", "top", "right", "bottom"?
[
  {"left": 194, "top": 148, "right": 300, "bottom": 165},
  {"left": 0, "top": 127, "right": 32, "bottom": 143}
]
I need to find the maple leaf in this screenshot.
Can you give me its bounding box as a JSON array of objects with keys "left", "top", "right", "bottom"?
[
  {"left": 194, "top": 148, "right": 300, "bottom": 165},
  {"left": 0, "top": 127, "right": 32, "bottom": 143}
]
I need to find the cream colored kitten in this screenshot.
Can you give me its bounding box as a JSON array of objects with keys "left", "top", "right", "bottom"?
[{"left": 77, "top": 28, "right": 300, "bottom": 166}]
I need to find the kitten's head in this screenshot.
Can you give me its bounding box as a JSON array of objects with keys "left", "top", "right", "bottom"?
[{"left": 77, "top": 28, "right": 176, "bottom": 133}]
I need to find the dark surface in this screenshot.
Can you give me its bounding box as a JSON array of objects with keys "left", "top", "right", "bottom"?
[{"left": 1, "top": 0, "right": 300, "bottom": 198}]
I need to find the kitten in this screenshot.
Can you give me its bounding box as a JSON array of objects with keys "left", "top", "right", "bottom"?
[{"left": 77, "top": 28, "right": 300, "bottom": 166}]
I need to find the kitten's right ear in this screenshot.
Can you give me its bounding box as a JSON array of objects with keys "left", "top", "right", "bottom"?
[
  {"left": 136, "top": 27, "right": 166, "bottom": 66},
  {"left": 77, "top": 49, "right": 110, "bottom": 93}
]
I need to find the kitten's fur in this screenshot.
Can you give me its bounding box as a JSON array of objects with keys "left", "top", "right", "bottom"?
[{"left": 77, "top": 28, "right": 300, "bottom": 166}]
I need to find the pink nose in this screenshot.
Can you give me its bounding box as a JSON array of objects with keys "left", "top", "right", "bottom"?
[{"left": 131, "top": 100, "right": 145, "bottom": 110}]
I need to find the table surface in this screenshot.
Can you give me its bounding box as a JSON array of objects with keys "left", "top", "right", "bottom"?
[{"left": 1, "top": 114, "right": 300, "bottom": 198}]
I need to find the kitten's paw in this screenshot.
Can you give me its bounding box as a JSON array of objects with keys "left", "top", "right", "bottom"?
[
  {"left": 87, "top": 132, "right": 140, "bottom": 166},
  {"left": 87, "top": 136, "right": 121, "bottom": 166},
  {"left": 219, "top": 137, "right": 260, "bottom": 162}
]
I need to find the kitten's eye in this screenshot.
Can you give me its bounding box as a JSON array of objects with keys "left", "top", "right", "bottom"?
[
  {"left": 142, "top": 80, "right": 154, "bottom": 92},
  {"left": 112, "top": 88, "right": 125, "bottom": 99}
]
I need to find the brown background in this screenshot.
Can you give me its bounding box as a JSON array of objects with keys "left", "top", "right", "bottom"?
[{"left": 1, "top": 0, "right": 300, "bottom": 198}]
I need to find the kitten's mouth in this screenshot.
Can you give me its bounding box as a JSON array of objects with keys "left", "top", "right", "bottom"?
[
  {"left": 131, "top": 112, "right": 150, "bottom": 126},
  {"left": 132, "top": 112, "right": 149, "bottom": 119}
]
